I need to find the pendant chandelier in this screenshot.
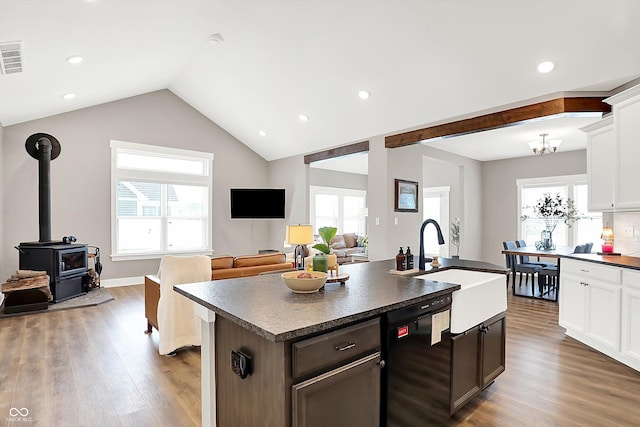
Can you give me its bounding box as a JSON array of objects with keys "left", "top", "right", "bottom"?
[{"left": 528, "top": 133, "right": 561, "bottom": 155}]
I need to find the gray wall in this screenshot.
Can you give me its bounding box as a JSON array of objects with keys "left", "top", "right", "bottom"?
[
  {"left": 367, "top": 136, "right": 389, "bottom": 261},
  {"left": 363, "top": 139, "right": 482, "bottom": 262},
  {"left": 481, "top": 149, "right": 587, "bottom": 266},
  {"left": 309, "top": 168, "right": 368, "bottom": 190},
  {"left": 266, "top": 155, "right": 309, "bottom": 252},
  {"left": 2, "top": 90, "right": 273, "bottom": 281},
  {"left": 1, "top": 88, "right": 591, "bottom": 283}
]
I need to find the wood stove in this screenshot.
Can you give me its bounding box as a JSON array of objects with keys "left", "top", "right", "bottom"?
[
  {"left": 13, "top": 133, "right": 88, "bottom": 304},
  {"left": 17, "top": 242, "right": 88, "bottom": 302}
]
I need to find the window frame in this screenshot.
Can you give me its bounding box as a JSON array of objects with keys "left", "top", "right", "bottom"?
[
  {"left": 309, "top": 185, "right": 367, "bottom": 235},
  {"left": 517, "top": 174, "right": 602, "bottom": 248},
  {"left": 110, "top": 140, "right": 214, "bottom": 261}
]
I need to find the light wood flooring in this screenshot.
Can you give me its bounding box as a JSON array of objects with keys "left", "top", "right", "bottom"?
[{"left": 2, "top": 282, "right": 640, "bottom": 426}]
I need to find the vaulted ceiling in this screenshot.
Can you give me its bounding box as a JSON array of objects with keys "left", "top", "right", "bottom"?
[{"left": 1, "top": 0, "right": 639, "bottom": 163}]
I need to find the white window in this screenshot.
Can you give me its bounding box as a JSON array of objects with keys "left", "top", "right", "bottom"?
[
  {"left": 310, "top": 186, "right": 366, "bottom": 235},
  {"left": 518, "top": 175, "right": 602, "bottom": 249},
  {"left": 110, "top": 140, "right": 213, "bottom": 260}
]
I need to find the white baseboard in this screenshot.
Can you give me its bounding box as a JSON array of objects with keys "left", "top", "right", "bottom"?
[{"left": 101, "top": 276, "right": 144, "bottom": 288}]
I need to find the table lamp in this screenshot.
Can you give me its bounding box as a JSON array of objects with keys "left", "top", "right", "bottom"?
[{"left": 286, "top": 225, "right": 314, "bottom": 270}]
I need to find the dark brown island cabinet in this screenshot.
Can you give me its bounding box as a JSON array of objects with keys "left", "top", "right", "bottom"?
[
  {"left": 215, "top": 316, "right": 382, "bottom": 427},
  {"left": 215, "top": 312, "right": 506, "bottom": 426},
  {"left": 451, "top": 312, "right": 506, "bottom": 413}
]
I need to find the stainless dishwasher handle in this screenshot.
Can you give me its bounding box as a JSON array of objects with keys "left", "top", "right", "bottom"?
[{"left": 335, "top": 342, "right": 356, "bottom": 351}]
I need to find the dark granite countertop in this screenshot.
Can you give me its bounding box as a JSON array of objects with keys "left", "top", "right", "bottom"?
[
  {"left": 561, "top": 253, "right": 640, "bottom": 271},
  {"left": 174, "top": 257, "right": 506, "bottom": 343}
]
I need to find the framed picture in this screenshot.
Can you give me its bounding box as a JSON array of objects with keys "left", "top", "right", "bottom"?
[{"left": 395, "top": 179, "right": 419, "bottom": 212}]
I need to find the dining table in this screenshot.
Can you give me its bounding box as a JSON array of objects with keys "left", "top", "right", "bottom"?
[{"left": 501, "top": 245, "right": 577, "bottom": 301}]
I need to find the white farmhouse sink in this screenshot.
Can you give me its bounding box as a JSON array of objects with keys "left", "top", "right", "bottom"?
[{"left": 416, "top": 269, "right": 507, "bottom": 334}]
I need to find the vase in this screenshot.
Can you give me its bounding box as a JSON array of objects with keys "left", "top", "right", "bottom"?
[
  {"left": 312, "top": 253, "right": 328, "bottom": 273},
  {"left": 541, "top": 229, "right": 555, "bottom": 250}
]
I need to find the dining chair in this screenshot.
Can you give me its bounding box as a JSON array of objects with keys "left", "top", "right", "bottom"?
[
  {"left": 538, "top": 266, "right": 559, "bottom": 300},
  {"left": 538, "top": 243, "right": 591, "bottom": 300},
  {"left": 503, "top": 240, "right": 542, "bottom": 296}
]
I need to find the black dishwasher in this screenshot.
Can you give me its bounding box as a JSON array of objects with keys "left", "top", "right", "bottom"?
[{"left": 382, "top": 294, "right": 452, "bottom": 427}]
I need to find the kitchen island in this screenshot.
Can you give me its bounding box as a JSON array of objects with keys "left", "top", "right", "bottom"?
[{"left": 175, "top": 258, "right": 506, "bottom": 427}]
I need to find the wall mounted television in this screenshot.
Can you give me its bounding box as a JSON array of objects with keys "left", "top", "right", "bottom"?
[{"left": 230, "top": 188, "right": 286, "bottom": 219}]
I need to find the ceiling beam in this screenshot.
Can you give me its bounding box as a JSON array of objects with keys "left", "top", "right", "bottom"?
[
  {"left": 384, "top": 97, "right": 611, "bottom": 149},
  {"left": 304, "top": 140, "right": 369, "bottom": 164}
]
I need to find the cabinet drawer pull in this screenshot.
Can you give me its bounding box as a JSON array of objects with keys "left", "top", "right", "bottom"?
[
  {"left": 335, "top": 342, "right": 356, "bottom": 352},
  {"left": 580, "top": 269, "right": 590, "bottom": 273}
]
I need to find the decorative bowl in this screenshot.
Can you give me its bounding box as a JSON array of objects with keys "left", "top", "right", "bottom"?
[{"left": 281, "top": 271, "right": 328, "bottom": 293}]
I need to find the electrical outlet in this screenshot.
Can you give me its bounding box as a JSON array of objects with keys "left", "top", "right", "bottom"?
[
  {"left": 376, "top": 217, "right": 380, "bottom": 225},
  {"left": 623, "top": 226, "right": 634, "bottom": 238},
  {"left": 231, "top": 350, "right": 251, "bottom": 379},
  {"left": 394, "top": 217, "right": 398, "bottom": 225}
]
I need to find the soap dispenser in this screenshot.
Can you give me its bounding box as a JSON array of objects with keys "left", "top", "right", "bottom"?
[
  {"left": 396, "top": 247, "right": 406, "bottom": 271},
  {"left": 405, "top": 246, "right": 413, "bottom": 270}
]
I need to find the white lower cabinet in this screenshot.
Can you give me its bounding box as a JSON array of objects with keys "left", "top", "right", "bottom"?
[
  {"left": 560, "top": 272, "right": 620, "bottom": 352},
  {"left": 559, "top": 259, "right": 633, "bottom": 367},
  {"left": 559, "top": 274, "right": 587, "bottom": 333},
  {"left": 585, "top": 279, "right": 621, "bottom": 350},
  {"left": 621, "top": 270, "right": 640, "bottom": 366}
]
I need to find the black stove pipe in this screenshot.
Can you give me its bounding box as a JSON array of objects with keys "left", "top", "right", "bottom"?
[{"left": 37, "top": 137, "right": 52, "bottom": 242}]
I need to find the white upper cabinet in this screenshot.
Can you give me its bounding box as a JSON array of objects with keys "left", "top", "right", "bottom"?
[
  {"left": 605, "top": 84, "right": 640, "bottom": 210},
  {"left": 581, "top": 117, "right": 615, "bottom": 211}
]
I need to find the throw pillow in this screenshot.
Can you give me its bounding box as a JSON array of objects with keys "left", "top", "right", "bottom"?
[
  {"left": 343, "top": 233, "right": 357, "bottom": 248},
  {"left": 330, "top": 235, "right": 347, "bottom": 249}
]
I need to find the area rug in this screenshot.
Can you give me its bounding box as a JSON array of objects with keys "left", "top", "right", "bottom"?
[{"left": 0, "top": 288, "right": 114, "bottom": 318}]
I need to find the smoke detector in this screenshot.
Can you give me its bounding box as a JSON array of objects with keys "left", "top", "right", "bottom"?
[{"left": 0, "top": 41, "right": 23, "bottom": 74}]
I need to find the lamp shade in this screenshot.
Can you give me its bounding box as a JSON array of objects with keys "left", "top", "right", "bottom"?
[{"left": 286, "top": 225, "right": 314, "bottom": 245}]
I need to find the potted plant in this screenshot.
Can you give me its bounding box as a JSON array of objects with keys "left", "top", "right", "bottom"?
[
  {"left": 312, "top": 226, "right": 338, "bottom": 272},
  {"left": 521, "top": 193, "right": 578, "bottom": 250}
]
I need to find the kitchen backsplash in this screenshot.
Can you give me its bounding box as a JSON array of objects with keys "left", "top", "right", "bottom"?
[{"left": 606, "top": 211, "right": 640, "bottom": 257}]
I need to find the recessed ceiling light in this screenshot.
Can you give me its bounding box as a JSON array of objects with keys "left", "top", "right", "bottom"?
[
  {"left": 358, "top": 90, "right": 370, "bottom": 100},
  {"left": 63, "top": 93, "right": 76, "bottom": 99},
  {"left": 66, "top": 56, "right": 83, "bottom": 64},
  {"left": 299, "top": 114, "right": 309, "bottom": 122},
  {"left": 208, "top": 33, "right": 224, "bottom": 44},
  {"left": 258, "top": 130, "right": 267, "bottom": 137},
  {"left": 537, "top": 61, "right": 555, "bottom": 73}
]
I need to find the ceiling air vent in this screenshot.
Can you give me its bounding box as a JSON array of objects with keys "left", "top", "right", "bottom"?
[{"left": 0, "top": 41, "right": 24, "bottom": 74}]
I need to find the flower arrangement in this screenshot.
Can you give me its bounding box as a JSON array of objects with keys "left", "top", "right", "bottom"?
[
  {"left": 450, "top": 217, "right": 461, "bottom": 257},
  {"left": 521, "top": 193, "right": 578, "bottom": 232}
]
